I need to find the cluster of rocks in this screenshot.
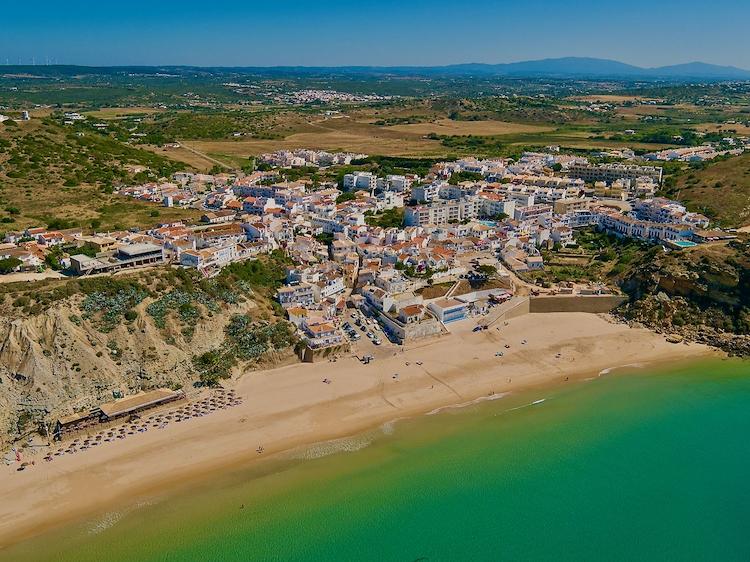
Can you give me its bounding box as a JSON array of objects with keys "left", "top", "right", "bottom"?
[{"left": 615, "top": 293, "right": 750, "bottom": 357}]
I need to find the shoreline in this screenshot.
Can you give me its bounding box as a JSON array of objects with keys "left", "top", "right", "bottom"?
[{"left": 0, "top": 312, "right": 717, "bottom": 550}]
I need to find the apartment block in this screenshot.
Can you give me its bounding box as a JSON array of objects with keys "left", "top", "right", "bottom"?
[
  {"left": 568, "top": 163, "right": 663, "bottom": 185},
  {"left": 343, "top": 171, "right": 377, "bottom": 191}
]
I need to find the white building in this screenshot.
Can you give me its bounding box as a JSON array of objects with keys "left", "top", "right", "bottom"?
[
  {"left": 277, "top": 283, "right": 316, "bottom": 308},
  {"left": 411, "top": 183, "right": 441, "bottom": 203},
  {"left": 343, "top": 172, "right": 377, "bottom": 191},
  {"left": 382, "top": 175, "right": 412, "bottom": 192},
  {"left": 568, "top": 163, "right": 663, "bottom": 185},
  {"left": 404, "top": 199, "right": 482, "bottom": 226}
]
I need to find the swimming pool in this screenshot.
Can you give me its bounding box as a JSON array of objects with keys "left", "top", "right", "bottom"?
[{"left": 670, "top": 240, "right": 697, "bottom": 248}]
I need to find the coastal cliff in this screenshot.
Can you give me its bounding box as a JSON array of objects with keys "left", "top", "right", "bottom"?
[
  {"left": 616, "top": 239, "right": 750, "bottom": 355},
  {"left": 0, "top": 258, "right": 298, "bottom": 446},
  {"left": 0, "top": 296, "right": 249, "bottom": 443}
]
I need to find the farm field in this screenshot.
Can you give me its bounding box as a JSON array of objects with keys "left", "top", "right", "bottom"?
[
  {"left": 570, "top": 94, "right": 645, "bottom": 103},
  {"left": 83, "top": 107, "right": 168, "bottom": 119},
  {"left": 384, "top": 119, "right": 554, "bottom": 136},
  {"left": 163, "top": 114, "right": 680, "bottom": 163},
  {"left": 695, "top": 122, "right": 750, "bottom": 135},
  {"left": 145, "top": 144, "right": 234, "bottom": 171},
  {"left": 177, "top": 118, "right": 450, "bottom": 159}
]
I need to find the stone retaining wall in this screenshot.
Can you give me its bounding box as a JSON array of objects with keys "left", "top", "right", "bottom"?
[{"left": 529, "top": 295, "right": 628, "bottom": 314}]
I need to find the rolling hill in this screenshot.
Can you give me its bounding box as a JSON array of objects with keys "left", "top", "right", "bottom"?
[{"left": 3, "top": 58, "right": 750, "bottom": 81}]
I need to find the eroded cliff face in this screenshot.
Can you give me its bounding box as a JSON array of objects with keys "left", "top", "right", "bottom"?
[
  {"left": 617, "top": 241, "right": 750, "bottom": 355},
  {"left": 0, "top": 297, "right": 256, "bottom": 443}
]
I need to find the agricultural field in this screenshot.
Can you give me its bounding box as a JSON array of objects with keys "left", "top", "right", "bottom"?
[
  {"left": 570, "top": 94, "right": 645, "bottom": 103},
  {"left": 168, "top": 116, "right": 450, "bottom": 162},
  {"left": 695, "top": 122, "right": 750, "bottom": 135},
  {"left": 384, "top": 119, "right": 554, "bottom": 136},
  {"left": 137, "top": 109, "right": 685, "bottom": 165},
  {"left": 83, "top": 106, "right": 168, "bottom": 119}
]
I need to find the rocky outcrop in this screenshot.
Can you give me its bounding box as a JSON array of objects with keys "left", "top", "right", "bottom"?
[{"left": 615, "top": 240, "right": 750, "bottom": 356}]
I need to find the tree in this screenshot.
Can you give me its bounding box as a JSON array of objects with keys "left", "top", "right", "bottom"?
[
  {"left": 193, "top": 350, "right": 233, "bottom": 387},
  {"left": 476, "top": 264, "right": 497, "bottom": 277},
  {"left": 448, "top": 171, "right": 483, "bottom": 185},
  {"left": 0, "top": 257, "right": 22, "bottom": 274},
  {"left": 315, "top": 232, "right": 334, "bottom": 246},
  {"left": 44, "top": 246, "right": 66, "bottom": 270},
  {"left": 336, "top": 191, "right": 357, "bottom": 204},
  {"left": 365, "top": 208, "right": 404, "bottom": 228}
]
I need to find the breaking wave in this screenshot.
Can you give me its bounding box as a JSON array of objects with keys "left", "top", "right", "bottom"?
[{"left": 427, "top": 392, "right": 509, "bottom": 416}]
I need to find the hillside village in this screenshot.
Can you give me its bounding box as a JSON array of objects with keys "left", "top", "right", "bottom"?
[{"left": 2, "top": 145, "right": 740, "bottom": 356}]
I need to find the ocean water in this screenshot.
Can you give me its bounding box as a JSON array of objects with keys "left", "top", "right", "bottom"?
[{"left": 4, "top": 358, "right": 750, "bottom": 561}]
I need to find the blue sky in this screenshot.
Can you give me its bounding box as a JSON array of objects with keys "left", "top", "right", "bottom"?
[{"left": 3, "top": 0, "right": 748, "bottom": 68}]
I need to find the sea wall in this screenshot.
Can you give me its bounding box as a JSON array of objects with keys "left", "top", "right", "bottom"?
[
  {"left": 529, "top": 295, "right": 628, "bottom": 314},
  {"left": 374, "top": 308, "right": 443, "bottom": 343},
  {"left": 491, "top": 297, "right": 530, "bottom": 323},
  {"left": 300, "top": 343, "right": 350, "bottom": 363}
]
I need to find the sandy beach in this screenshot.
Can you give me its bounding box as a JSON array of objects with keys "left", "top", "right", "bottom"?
[{"left": 0, "top": 312, "right": 714, "bottom": 548}]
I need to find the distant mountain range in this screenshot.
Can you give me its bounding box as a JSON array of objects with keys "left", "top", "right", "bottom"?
[
  {"left": 3, "top": 57, "right": 750, "bottom": 81},
  {"left": 433, "top": 58, "right": 750, "bottom": 79}
]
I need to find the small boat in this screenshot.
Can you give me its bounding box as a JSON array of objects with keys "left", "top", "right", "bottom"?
[{"left": 531, "top": 399, "right": 546, "bottom": 406}]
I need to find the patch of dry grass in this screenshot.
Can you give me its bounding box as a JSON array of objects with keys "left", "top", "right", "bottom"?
[
  {"left": 184, "top": 118, "right": 449, "bottom": 158},
  {"left": 694, "top": 122, "right": 750, "bottom": 135},
  {"left": 385, "top": 119, "right": 554, "bottom": 136},
  {"left": 84, "top": 107, "right": 167, "bottom": 119},
  {"left": 672, "top": 152, "right": 750, "bottom": 227},
  {"left": 144, "top": 145, "right": 228, "bottom": 172},
  {"left": 570, "top": 95, "right": 644, "bottom": 103}
]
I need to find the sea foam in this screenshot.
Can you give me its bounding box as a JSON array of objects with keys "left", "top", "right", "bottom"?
[
  {"left": 599, "top": 362, "right": 646, "bottom": 376},
  {"left": 427, "top": 392, "right": 509, "bottom": 416}
]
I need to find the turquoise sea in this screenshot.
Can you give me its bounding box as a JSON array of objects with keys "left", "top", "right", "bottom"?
[{"left": 3, "top": 358, "right": 750, "bottom": 561}]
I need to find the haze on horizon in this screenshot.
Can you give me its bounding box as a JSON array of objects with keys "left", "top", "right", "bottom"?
[{"left": 3, "top": 0, "right": 749, "bottom": 69}]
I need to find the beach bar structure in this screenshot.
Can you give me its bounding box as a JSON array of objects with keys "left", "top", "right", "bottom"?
[
  {"left": 93, "top": 388, "right": 185, "bottom": 422},
  {"left": 53, "top": 388, "right": 185, "bottom": 440},
  {"left": 52, "top": 411, "right": 100, "bottom": 440}
]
